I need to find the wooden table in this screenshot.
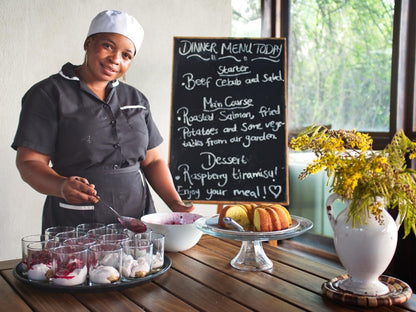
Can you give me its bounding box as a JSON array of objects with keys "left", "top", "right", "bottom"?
[{"left": 1, "top": 235, "right": 415, "bottom": 312}]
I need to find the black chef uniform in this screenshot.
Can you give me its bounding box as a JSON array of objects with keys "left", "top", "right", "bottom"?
[{"left": 12, "top": 63, "right": 163, "bottom": 231}]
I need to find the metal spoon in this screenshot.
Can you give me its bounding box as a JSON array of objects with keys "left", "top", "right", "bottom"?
[
  {"left": 222, "top": 217, "right": 245, "bottom": 232},
  {"left": 73, "top": 177, "right": 147, "bottom": 233},
  {"left": 96, "top": 196, "right": 147, "bottom": 233}
]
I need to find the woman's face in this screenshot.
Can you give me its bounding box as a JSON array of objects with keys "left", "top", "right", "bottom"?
[{"left": 84, "top": 33, "right": 135, "bottom": 82}]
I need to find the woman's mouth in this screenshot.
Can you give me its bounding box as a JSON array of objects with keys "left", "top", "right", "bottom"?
[{"left": 101, "top": 64, "right": 118, "bottom": 75}]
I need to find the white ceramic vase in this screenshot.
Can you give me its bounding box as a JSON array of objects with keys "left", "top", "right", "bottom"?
[{"left": 326, "top": 193, "right": 400, "bottom": 296}]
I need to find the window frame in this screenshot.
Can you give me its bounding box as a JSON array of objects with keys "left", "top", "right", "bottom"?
[{"left": 261, "top": 0, "right": 416, "bottom": 150}]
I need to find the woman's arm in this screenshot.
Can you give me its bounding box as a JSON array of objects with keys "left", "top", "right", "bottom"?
[
  {"left": 140, "top": 146, "right": 194, "bottom": 212},
  {"left": 16, "top": 146, "right": 98, "bottom": 204}
]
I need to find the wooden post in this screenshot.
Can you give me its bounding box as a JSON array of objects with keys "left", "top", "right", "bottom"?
[{"left": 269, "top": 240, "right": 278, "bottom": 247}]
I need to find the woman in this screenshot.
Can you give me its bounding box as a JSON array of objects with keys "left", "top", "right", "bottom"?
[{"left": 12, "top": 10, "right": 193, "bottom": 231}]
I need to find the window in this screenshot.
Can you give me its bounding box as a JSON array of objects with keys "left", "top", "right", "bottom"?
[
  {"left": 233, "top": 0, "right": 416, "bottom": 150},
  {"left": 288, "top": 0, "right": 394, "bottom": 133}
]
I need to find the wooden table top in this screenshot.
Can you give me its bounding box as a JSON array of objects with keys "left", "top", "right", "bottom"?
[{"left": 1, "top": 235, "right": 415, "bottom": 312}]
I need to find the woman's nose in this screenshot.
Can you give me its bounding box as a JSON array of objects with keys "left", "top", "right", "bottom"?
[{"left": 108, "top": 51, "right": 121, "bottom": 64}]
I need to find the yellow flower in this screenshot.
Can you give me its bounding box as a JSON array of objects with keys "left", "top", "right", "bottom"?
[{"left": 288, "top": 124, "right": 416, "bottom": 238}]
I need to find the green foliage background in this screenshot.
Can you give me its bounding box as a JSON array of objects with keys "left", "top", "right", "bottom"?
[{"left": 288, "top": 0, "right": 394, "bottom": 132}]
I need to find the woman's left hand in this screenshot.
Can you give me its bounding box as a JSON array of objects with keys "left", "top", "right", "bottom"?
[
  {"left": 141, "top": 147, "right": 196, "bottom": 213},
  {"left": 170, "top": 201, "right": 195, "bottom": 213}
]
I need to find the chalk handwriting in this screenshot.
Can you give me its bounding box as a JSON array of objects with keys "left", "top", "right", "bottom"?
[
  {"left": 206, "top": 188, "right": 227, "bottom": 200},
  {"left": 176, "top": 185, "right": 201, "bottom": 199},
  {"left": 258, "top": 106, "right": 280, "bottom": 117},
  {"left": 178, "top": 40, "right": 218, "bottom": 56},
  {"left": 202, "top": 96, "right": 254, "bottom": 112},
  {"left": 232, "top": 167, "right": 279, "bottom": 180},
  {"left": 177, "top": 164, "right": 228, "bottom": 187},
  {"left": 177, "top": 126, "right": 218, "bottom": 139},
  {"left": 181, "top": 73, "right": 212, "bottom": 90},
  {"left": 182, "top": 139, "right": 203, "bottom": 148},
  {"left": 242, "top": 132, "right": 278, "bottom": 148},
  {"left": 265, "top": 120, "right": 285, "bottom": 132},
  {"left": 177, "top": 107, "right": 214, "bottom": 126},
  {"left": 200, "top": 152, "right": 247, "bottom": 170},
  {"left": 217, "top": 65, "right": 250, "bottom": 77},
  {"left": 177, "top": 39, "right": 283, "bottom": 63},
  {"left": 262, "top": 71, "right": 284, "bottom": 83},
  {"left": 218, "top": 111, "right": 255, "bottom": 121},
  {"left": 205, "top": 137, "right": 228, "bottom": 147},
  {"left": 215, "top": 77, "right": 242, "bottom": 87},
  {"left": 171, "top": 38, "right": 287, "bottom": 202}
]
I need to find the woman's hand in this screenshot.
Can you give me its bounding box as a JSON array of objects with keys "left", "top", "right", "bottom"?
[
  {"left": 16, "top": 146, "right": 98, "bottom": 204},
  {"left": 141, "top": 147, "right": 195, "bottom": 213},
  {"left": 60, "top": 176, "right": 99, "bottom": 204},
  {"left": 169, "top": 200, "right": 195, "bottom": 213}
]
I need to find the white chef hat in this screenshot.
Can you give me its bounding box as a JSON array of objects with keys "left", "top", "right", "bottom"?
[{"left": 86, "top": 10, "right": 144, "bottom": 54}]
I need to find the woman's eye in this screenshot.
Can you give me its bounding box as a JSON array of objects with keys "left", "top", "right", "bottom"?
[{"left": 123, "top": 53, "right": 132, "bottom": 60}]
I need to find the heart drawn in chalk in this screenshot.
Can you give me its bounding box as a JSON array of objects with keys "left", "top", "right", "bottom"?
[{"left": 268, "top": 185, "right": 282, "bottom": 199}]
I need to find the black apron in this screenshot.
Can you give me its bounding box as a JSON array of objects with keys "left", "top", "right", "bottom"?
[{"left": 41, "top": 163, "right": 155, "bottom": 232}]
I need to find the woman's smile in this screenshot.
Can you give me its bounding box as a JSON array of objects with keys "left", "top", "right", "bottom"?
[
  {"left": 101, "top": 63, "right": 119, "bottom": 75},
  {"left": 82, "top": 33, "right": 134, "bottom": 84}
]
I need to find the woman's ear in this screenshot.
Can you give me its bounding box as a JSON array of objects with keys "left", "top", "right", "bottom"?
[{"left": 84, "top": 36, "right": 93, "bottom": 51}]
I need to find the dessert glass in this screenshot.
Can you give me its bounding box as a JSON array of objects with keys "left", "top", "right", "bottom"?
[
  {"left": 86, "top": 227, "right": 107, "bottom": 238},
  {"left": 55, "top": 231, "right": 87, "bottom": 244},
  {"left": 44, "top": 226, "right": 75, "bottom": 240},
  {"left": 150, "top": 233, "right": 165, "bottom": 272},
  {"left": 122, "top": 240, "right": 153, "bottom": 280},
  {"left": 133, "top": 228, "right": 152, "bottom": 240},
  {"left": 98, "top": 233, "right": 129, "bottom": 245},
  {"left": 63, "top": 236, "right": 97, "bottom": 247},
  {"left": 51, "top": 245, "right": 88, "bottom": 286},
  {"left": 106, "top": 223, "right": 134, "bottom": 237},
  {"left": 76, "top": 223, "right": 106, "bottom": 234},
  {"left": 26, "top": 240, "right": 59, "bottom": 281},
  {"left": 21, "top": 234, "right": 49, "bottom": 272},
  {"left": 88, "top": 243, "right": 122, "bottom": 285}
]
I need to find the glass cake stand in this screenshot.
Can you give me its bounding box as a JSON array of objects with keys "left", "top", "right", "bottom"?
[{"left": 194, "top": 215, "right": 313, "bottom": 271}]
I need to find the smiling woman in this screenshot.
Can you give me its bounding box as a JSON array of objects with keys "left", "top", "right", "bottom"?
[
  {"left": 0, "top": 0, "right": 232, "bottom": 263},
  {"left": 11, "top": 9, "right": 195, "bottom": 233}
]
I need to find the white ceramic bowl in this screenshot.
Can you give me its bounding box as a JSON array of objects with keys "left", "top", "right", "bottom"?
[{"left": 140, "top": 212, "right": 203, "bottom": 252}]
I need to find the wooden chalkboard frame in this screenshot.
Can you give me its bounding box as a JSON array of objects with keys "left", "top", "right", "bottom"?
[{"left": 169, "top": 37, "right": 288, "bottom": 205}]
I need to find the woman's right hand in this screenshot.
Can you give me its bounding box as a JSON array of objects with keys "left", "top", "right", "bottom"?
[
  {"left": 60, "top": 176, "right": 99, "bottom": 204},
  {"left": 16, "top": 147, "right": 98, "bottom": 204}
]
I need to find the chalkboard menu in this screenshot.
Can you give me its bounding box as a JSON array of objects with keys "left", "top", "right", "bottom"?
[{"left": 169, "top": 37, "right": 288, "bottom": 204}]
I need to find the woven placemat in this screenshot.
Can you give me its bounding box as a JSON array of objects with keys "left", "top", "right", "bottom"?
[{"left": 322, "top": 275, "right": 412, "bottom": 307}]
